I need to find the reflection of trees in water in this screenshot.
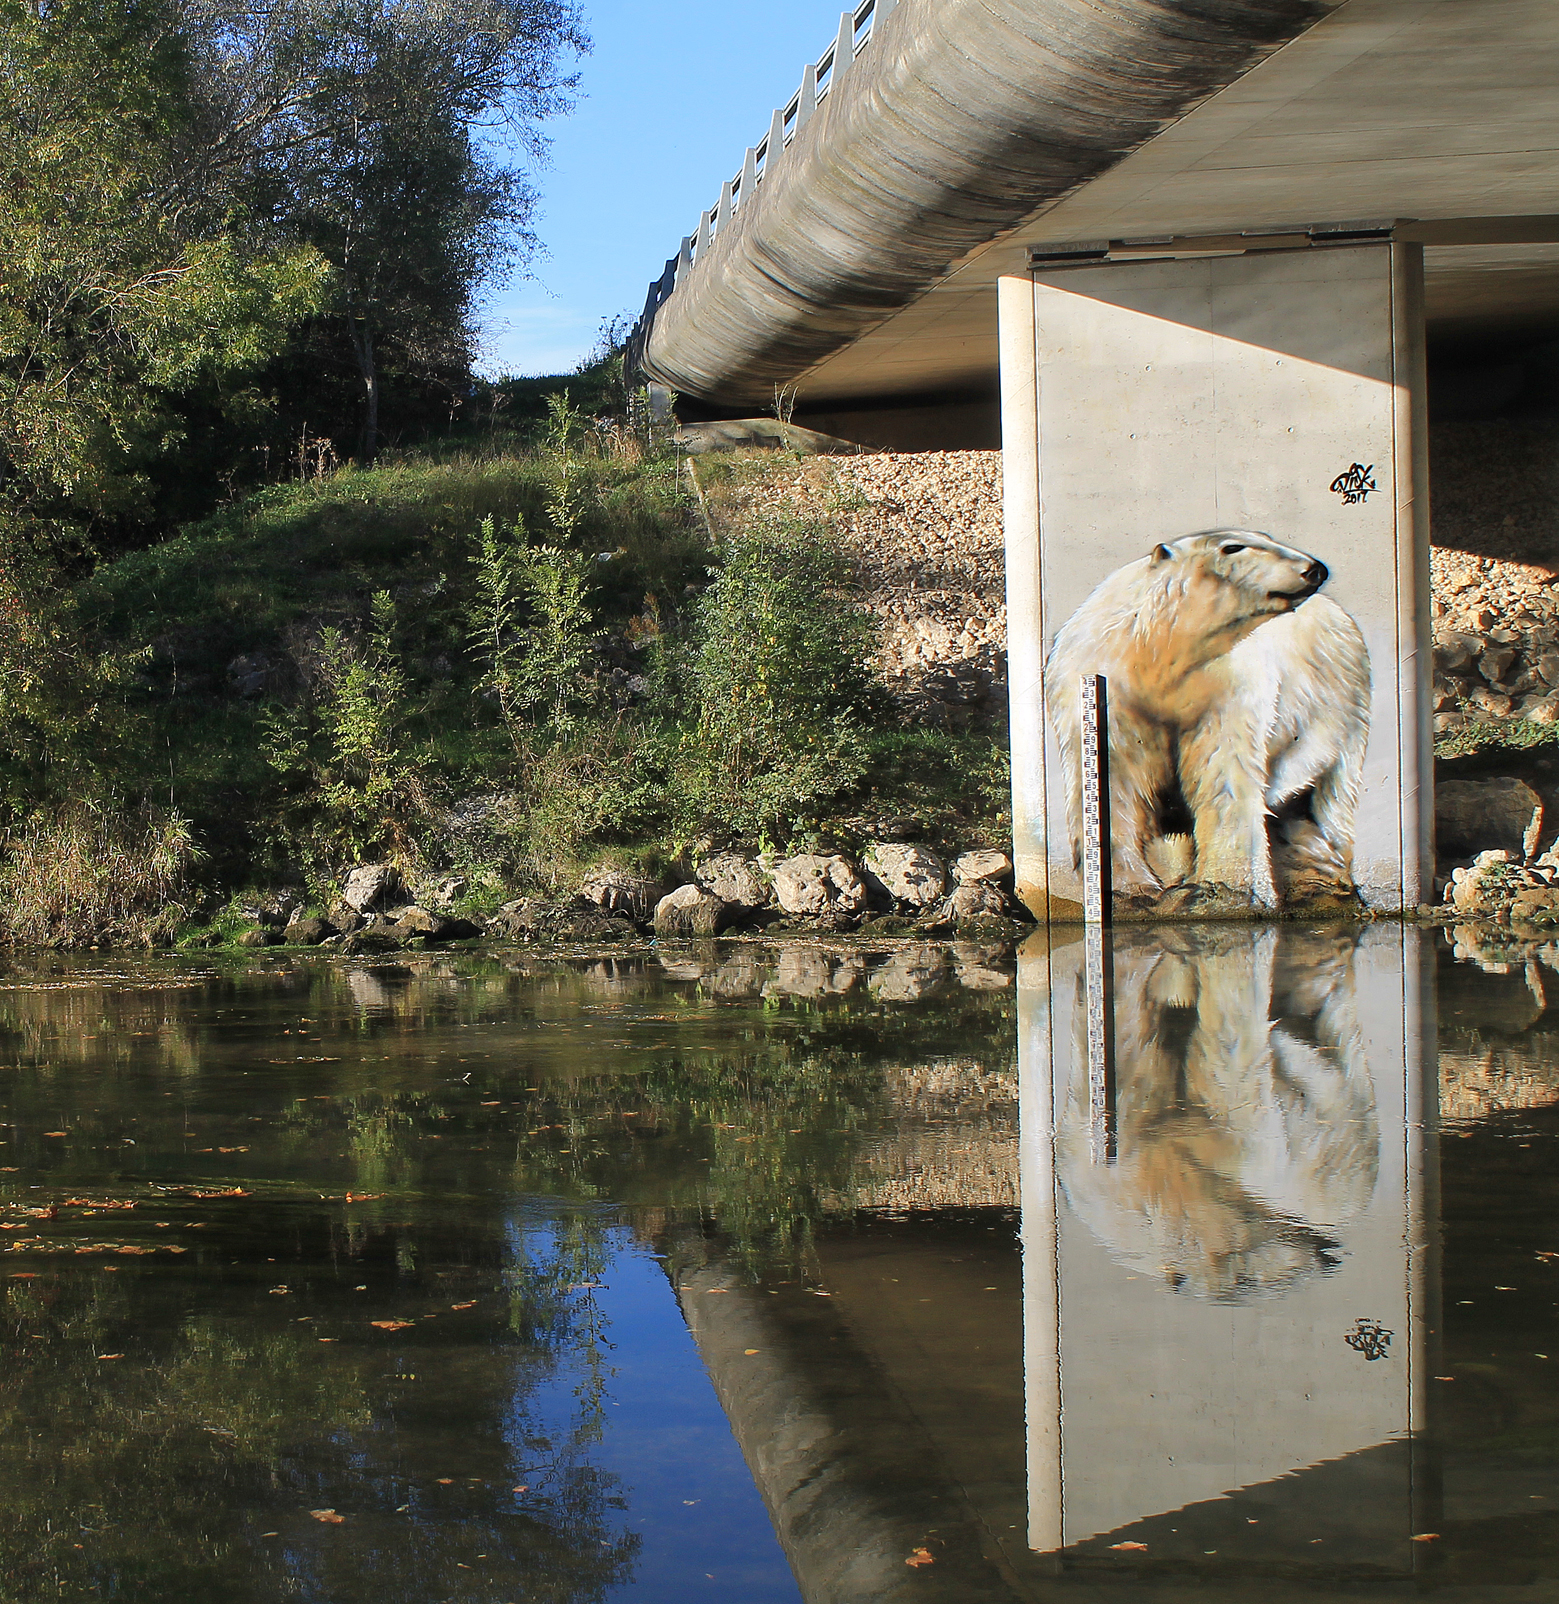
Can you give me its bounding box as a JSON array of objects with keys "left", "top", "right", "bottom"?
[
  {"left": 0, "top": 944, "right": 1019, "bottom": 1595},
  {"left": 1058, "top": 927, "right": 1378, "bottom": 1302},
  {"left": 0, "top": 1212, "right": 638, "bottom": 1603}
]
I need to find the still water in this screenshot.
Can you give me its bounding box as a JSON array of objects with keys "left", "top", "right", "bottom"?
[{"left": 0, "top": 927, "right": 1555, "bottom": 1601}]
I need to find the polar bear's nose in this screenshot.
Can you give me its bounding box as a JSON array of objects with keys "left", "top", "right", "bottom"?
[{"left": 1303, "top": 560, "right": 1328, "bottom": 587}]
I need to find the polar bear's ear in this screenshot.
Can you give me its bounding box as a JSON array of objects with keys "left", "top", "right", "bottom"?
[{"left": 1151, "top": 543, "right": 1173, "bottom": 563}]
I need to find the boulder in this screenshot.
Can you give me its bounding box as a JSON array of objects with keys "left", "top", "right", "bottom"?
[
  {"left": 1437, "top": 776, "right": 1544, "bottom": 860},
  {"left": 341, "top": 925, "right": 406, "bottom": 955},
  {"left": 861, "top": 843, "right": 948, "bottom": 908},
  {"left": 488, "top": 899, "right": 636, "bottom": 943},
  {"left": 391, "top": 905, "right": 452, "bottom": 938},
  {"left": 653, "top": 884, "right": 730, "bottom": 937},
  {"left": 235, "top": 927, "right": 280, "bottom": 948},
  {"left": 340, "top": 863, "right": 402, "bottom": 914},
  {"left": 282, "top": 916, "right": 335, "bottom": 946},
  {"left": 693, "top": 852, "right": 771, "bottom": 910},
  {"left": 1467, "top": 685, "right": 1514, "bottom": 717},
  {"left": 578, "top": 870, "right": 665, "bottom": 923},
  {"left": 416, "top": 874, "right": 468, "bottom": 909},
  {"left": 952, "top": 850, "right": 1013, "bottom": 885},
  {"left": 921, "top": 881, "right": 1014, "bottom": 929},
  {"left": 770, "top": 854, "right": 868, "bottom": 917}
]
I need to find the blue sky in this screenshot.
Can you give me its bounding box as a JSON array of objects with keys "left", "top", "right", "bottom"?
[{"left": 478, "top": 0, "right": 846, "bottom": 378}]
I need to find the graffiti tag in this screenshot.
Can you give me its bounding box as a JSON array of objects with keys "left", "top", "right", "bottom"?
[
  {"left": 1330, "top": 463, "right": 1378, "bottom": 504},
  {"left": 1344, "top": 1316, "right": 1393, "bottom": 1361}
]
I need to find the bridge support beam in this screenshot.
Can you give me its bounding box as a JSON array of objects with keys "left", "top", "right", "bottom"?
[{"left": 1000, "top": 241, "right": 1431, "bottom": 921}]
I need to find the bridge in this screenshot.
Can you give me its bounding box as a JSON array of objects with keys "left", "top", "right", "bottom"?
[
  {"left": 629, "top": 0, "right": 1559, "bottom": 920},
  {"left": 629, "top": 0, "right": 1559, "bottom": 449}
]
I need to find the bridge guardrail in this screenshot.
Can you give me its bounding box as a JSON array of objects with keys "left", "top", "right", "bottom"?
[{"left": 624, "top": 0, "right": 896, "bottom": 389}]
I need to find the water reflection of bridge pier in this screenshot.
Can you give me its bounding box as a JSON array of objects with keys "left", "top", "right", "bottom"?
[{"left": 668, "top": 924, "right": 1455, "bottom": 1601}]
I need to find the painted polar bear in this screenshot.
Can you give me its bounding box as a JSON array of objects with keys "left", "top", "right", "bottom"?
[{"left": 1046, "top": 530, "right": 1370, "bottom": 910}]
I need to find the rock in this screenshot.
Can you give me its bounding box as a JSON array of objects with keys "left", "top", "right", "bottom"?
[
  {"left": 953, "top": 849, "right": 1013, "bottom": 884},
  {"left": 1437, "top": 777, "right": 1543, "bottom": 859},
  {"left": 921, "top": 881, "right": 1014, "bottom": 929},
  {"left": 1434, "top": 630, "right": 1483, "bottom": 671},
  {"left": 235, "top": 927, "right": 280, "bottom": 948},
  {"left": 577, "top": 870, "right": 665, "bottom": 923},
  {"left": 416, "top": 875, "right": 468, "bottom": 909},
  {"left": 693, "top": 852, "right": 771, "bottom": 909},
  {"left": 391, "top": 905, "right": 451, "bottom": 937},
  {"left": 488, "top": 899, "right": 637, "bottom": 943},
  {"left": 653, "top": 884, "right": 730, "bottom": 937},
  {"left": 341, "top": 926, "right": 406, "bottom": 955},
  {"left": 340, "top": 863, "right": 402, "bottom": 914},
  {"left": 282, "top": 916, "right": 334, "bottom": 946},
  {"left": 1479, "top": 646, "right": 1518, "bottom": 684},
  {"left": 770, "top": 854, "right": 868, "bottom": 917},
  {"left": 1467, "top": 685, "right": 1513, "bottom": 717},
  {"left": 861, "top": 843, "right": 948, "bottom": 908},
  {"left": 326, "top": 904, "right": 365, "bottom": 934},
  {"left": 1527, "top": 695, "right": 1559, "bottom": 725}
]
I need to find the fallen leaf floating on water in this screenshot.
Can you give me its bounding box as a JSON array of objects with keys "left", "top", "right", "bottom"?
[
  {"left": 370, "top": 1320, "right": 414, "bottom": 1331},
  {"left": 189, "top": 1188, "right": 248, "bottom": 1200},
  {"left": 64, "top": 1199, "right": 133, "bottom": 1210},
  {"left": 97, "top": 1353, "right": 124, "bottom": 1361},
  {"left": 309, "top": 1509, "right": 345, "bottom": 1524},
  {"left": 43, "top": 1132, "right": 67, "bottom": 1138},
  {"left": 450, "top": 1301, "right": 477, "bottom": 1310},
  {"left": 906, "top": 1548, "right": 935, "bottom": 1568},
  {"left": 1412, "top": 1533, "right": 1442, "bottom": 1543},
  {"left": 1109, "top": 1542, "right": 1149, "bottom": 1552},
  {"left": 744, "top": 1349, "right": 760, "bottom": 1356},
  {"left": 344, "top": 1192, "right": 383, "bottom": 1202}
]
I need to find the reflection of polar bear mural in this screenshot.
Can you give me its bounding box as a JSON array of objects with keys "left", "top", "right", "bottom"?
[
  {"left": 1056, "top": 926, "right": 1379, "bottom": 1301},
  {"left": 1046, "top": 530, "right": 1370, "bottom": 913}
]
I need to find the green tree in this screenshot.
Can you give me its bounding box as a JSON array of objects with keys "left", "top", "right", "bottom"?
[{"left": 0, "top": 0, "right": 327, "bottom": 543}]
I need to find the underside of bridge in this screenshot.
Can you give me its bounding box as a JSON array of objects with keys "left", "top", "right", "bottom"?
[{"left": 640, "top": 0, "right": 1559, "bottom": 449}]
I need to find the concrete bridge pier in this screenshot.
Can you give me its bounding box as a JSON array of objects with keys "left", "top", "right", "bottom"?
[{"left": 999, "top": 238, "right": 1432, "bottom": 920}]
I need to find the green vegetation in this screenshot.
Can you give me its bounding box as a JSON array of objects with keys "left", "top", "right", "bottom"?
[
  {"left": 0, "top": 0, "right": 1006, "bottom": 944},
  {"left": 1435, "top": 717, "right": 1559, "bottom": 761},
  {"left": 0, "top": 419, "right": 1005, "bottom": 941}
]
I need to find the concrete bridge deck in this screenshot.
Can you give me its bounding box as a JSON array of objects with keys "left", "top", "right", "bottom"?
[{"left": 633, "top": 0, "right": 1559, "bottom": 442}]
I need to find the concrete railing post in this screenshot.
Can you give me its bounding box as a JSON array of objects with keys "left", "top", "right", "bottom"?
[
  {"left": 739, "top": 146, "right": 758, "bottom": 207},
  {"left": 695, "top": 210, "right": 713, "bottom": 256},
  {"left": 834, "top": 11, "right": 856, "bottom": 79},
  {"left": 767, "top": 107, "right": 787, "bottom": 166},
  {"left": 797, "top": 62, "right": 818, "bottom": 130},
  {"left": 715, "top": 179, "right": 733, "bottom": 230}
]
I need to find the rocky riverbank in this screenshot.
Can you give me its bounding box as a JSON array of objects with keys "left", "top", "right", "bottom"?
[{"left": 200, "top": 840, "right": 1032, "bottom": 955}]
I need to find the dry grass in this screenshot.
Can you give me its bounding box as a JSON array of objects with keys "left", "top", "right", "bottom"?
[{"left": 0, "top": 807, "right": 203, "bottom": 948}]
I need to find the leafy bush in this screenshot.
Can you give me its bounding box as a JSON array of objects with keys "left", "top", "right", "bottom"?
[{"left": 678, "top": 522, "right": 878, "bottom": 835}]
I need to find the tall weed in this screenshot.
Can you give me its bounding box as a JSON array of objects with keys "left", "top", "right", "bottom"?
[{"left": 0, "top": 806, "right": 202, "bottom": 947}]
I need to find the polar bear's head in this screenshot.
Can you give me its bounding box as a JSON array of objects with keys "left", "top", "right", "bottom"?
[{"left": 1148, "top": 529, "right": 1328, "bottom": 633}]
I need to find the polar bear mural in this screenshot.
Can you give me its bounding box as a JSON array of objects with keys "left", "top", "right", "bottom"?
[{"left": 1045, "top": 530, "right": 1370, "bottom": 911}]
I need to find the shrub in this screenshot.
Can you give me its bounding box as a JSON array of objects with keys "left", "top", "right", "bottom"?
[
  {"left": 679, "top": 521, "right": 878, "bottom": 835},
  {"left": 261, "top": 590, "right": 429, "bottom": 869}
]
